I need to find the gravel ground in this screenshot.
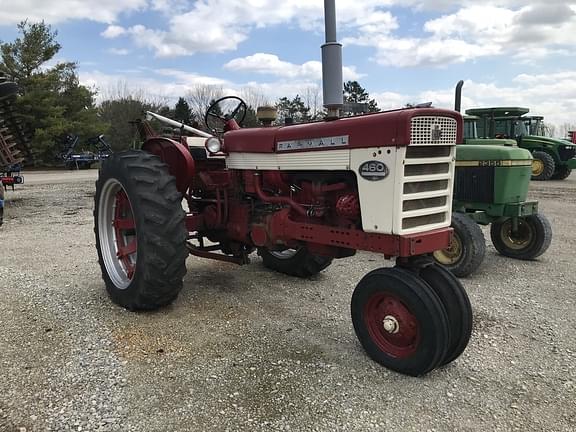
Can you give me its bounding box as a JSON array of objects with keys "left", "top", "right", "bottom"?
[{"left": 0, "top": 170, "right": 575, "bottom": 432}]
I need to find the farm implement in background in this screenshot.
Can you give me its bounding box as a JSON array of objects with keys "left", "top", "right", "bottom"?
[
  {"left": 58, "top": 134, "right": 112, "bottom": 169},
  {"left": 1, "top": 75, "right": 31, "bottom": 225}
]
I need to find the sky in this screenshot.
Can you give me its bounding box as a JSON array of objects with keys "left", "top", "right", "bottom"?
[{"left": 0, "top": 0, "right": 575, "bottom": 129}]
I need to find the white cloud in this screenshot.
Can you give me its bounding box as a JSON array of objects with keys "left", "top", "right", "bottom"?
[
  {"left": 0, "top": 0, "right": 146, "bottom": 25},
  {"left": 101, "top": 25, "right": 127, "bottom": 39},
  {"left": 103, "top": 0, "right": 396, "bottom": 57},
  {"left": 345, "top": 2, "right": 576, "bottom": 67},
  {"left": 224, "top": 53, "right": 362, "bottom": 81}
]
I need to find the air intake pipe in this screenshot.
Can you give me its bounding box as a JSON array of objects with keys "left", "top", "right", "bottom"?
[{"left": 322, "top": 0, "right": 343, "bottom": 118}]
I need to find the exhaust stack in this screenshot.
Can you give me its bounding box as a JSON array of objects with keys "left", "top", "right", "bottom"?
[
  {"left": 322, "top": 0, "right": 343, "bottom": 118},
  {"left": 454, "top": 80, "right": 464, "bottom": 113}
]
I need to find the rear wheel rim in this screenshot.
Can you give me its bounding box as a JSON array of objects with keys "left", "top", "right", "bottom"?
[
  {"left": 532, "top": 159, "right": 544, "bottom": 176},
  {"left": 433, "top": 233, "right": 463, "bottom": 265},
  {"left": 364, "top": 292, "right": 420, "bottom": 358},
  {"left": 98, "top": 178, "right": 137, "bottom": 289},
  {"left": 499, "top": 219, "right": 534, "bottom": 250}
]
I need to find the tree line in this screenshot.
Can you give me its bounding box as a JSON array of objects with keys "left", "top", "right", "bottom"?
[{"left": 1, "top": 21, "right": 380, "bottom": 166}]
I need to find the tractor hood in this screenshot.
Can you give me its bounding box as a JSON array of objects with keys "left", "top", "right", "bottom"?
[
  {"left": 463, "top": 138, "right": 517, "bottom": 147},
  {"left": 224, "top": 108, "right": 463, "bottom": 153},
  {"left": 524, "top": 135, "right": 576, "bottom": 149},
  {"left": 456, "top": 144, "right": 532, "bottom": 161}
]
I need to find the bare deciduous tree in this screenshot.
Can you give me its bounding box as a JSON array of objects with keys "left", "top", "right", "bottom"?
[
  {"left": 185, "top": 84, "right": 224, "bottom": 122},
  {"left": 240, "top": 86, "right": 270, "bottom": 110},
  {"left": 302, "top": 85, "right": 324, "bottom": 120},
  {"left": 558, "top": 122, "right": 576, "bottom": 139}
]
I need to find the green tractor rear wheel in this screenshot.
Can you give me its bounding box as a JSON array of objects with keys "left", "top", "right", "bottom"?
[
  {"left": 531, "top": 151, "right": 555, "bottom": 181},
  {"left": 490, "top": 214, "right": 552, "bottom": 260},
  {"left": 433, "top": 212, "right": 486, "bottom": 277},
  {"left": 551, "top": 166, "right": 572, "bottom": 180}
]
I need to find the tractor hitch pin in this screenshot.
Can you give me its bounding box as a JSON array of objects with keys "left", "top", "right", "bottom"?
[{"left": 383, "top": 316, "right": 400, "bottom": 334}]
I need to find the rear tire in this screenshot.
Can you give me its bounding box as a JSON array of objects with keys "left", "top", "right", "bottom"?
[
  {"left": 531, "top": 151, "right": 555, "bottom": 181},
  {"left": 490, "top": 214, "right": 552, "bottom": 260},
  {"left": 351, "top": 267, "right": 450, "bottom": 376},
  {"left": 94, "top": 150, "right": 189, "bottom": 310},
  {"left": 551, "top": 165, "right": 571, "bottom": 180},
  {"left": 418, "top": 263, "right": 473, "bottom": 366},
  {"left": 433, "top": 212, "right": 486, "bottom": 277},
  {"left": 258, "top": 247, "right": 332, "bottom": 278}
]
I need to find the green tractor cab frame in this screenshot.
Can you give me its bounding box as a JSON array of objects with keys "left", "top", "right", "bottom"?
[
  {"left": 465, "top": 106, "right": 576, "bottom": 181},
  {"left": 433, "top": 82, "right": 552, "bottom": 277}
]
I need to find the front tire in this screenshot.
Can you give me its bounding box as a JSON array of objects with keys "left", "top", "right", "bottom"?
[
  {"left": 351, "top": 267, "right": 450, "bottom": 376},
  {"left": 258, "top": 247, "right": 332, "bottom": 278},
  {"left": 433, "top": 212, "right": 486, "bottom": 277},
  {"left": 418, "top": 264, "right": 473, "bottom": 366},
  {"left": 490, "top": 214, "right": 552, "bottom": 260},
  {"left": 94, "top": 150, "right": 189, "bottom": 310},
  {"left": 531, "top": 151, "right": 555, "bottom": 181}
]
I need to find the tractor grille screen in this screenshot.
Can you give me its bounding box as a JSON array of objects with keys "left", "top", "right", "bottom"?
[
  {"left": 410, "top": 116, "right": 458, "bottom": 146},
  {"left": 396, "top": 116, "right": 457, "bottom": 235},
  {"left": 454, "top": 167, "right": 495, "bottom": 203}
]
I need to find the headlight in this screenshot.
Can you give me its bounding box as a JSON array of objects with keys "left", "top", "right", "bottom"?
[{"left": 205, "top": 137, "right": 222, "bottom": 154}]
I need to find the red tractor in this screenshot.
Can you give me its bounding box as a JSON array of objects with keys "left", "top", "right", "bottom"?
[
  {"left": 93, "top": 1, "right": 472, "bottom": 376},
  {"left": 94, "top": 98, "right": 472, "bottom": 376}
]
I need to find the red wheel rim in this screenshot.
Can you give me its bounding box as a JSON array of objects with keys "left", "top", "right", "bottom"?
[
  {"left": 363, "top": 292, "right": 420, "bottom": 358},
  {"left": 113, "top": 189, "right": 137, "bottom": 280}
]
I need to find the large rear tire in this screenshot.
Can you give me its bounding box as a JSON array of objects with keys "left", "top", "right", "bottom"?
[
  {"left": 351, "top": 267, "right": 450, "bottom": 376},
  {"left": 258, "top": 247, "right": 332, "bottom": 278},
  {"left": 490, "top": 214, "right": 552, "bottom": 260},
  {"left": 418, "top": 263, "right": 473, "bottom": 366},
  {"left": 433, "top": 212, "right": 486, "bottom": 277},
  {"left": 551, "top": 165, "right": 571, "bottom": 180},
  {"left": 94, "top": 150, "right": 189, "bottom": 310},
  {"left": 531, "top": 151, "right": 555, "bottom": 181}
]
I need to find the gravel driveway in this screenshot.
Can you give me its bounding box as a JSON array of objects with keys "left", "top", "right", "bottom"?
[{"left": 0, "top": 171, "right": 574, "bottom": 431}]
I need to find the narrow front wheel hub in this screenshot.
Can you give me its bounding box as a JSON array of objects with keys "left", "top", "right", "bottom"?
[{"left": 383, "top": 315, "right": 400, "bottom": 334}]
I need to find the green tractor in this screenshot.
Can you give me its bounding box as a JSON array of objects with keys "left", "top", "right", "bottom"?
[
  {"left": 465, "top": 106, "right": 576, "bottom": 181},
  {"left": 433, "top": 81, "right": 552, "bottom": 277}
]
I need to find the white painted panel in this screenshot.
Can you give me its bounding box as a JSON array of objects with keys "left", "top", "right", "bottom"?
[
  {"left": 350, "top": 147, "right": 402, "bottom": 235},
  {"left": 225, "top": 150, "right": 350, "bottom": 170}
]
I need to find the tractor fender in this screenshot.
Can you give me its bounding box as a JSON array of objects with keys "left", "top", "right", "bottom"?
[{"left": 142, "top": 137, "right": 194, "bottom": 194}]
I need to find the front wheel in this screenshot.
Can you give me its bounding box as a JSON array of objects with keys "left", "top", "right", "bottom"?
[
  {"left": 351, "top": 267, "right": 450, "bottom": 376},
  {"left": 94, "top": 150, "right": 189, "bottom": 310},
  {"left": 490, "top": 214, "right": 552, "bottom": 260},
  {"left": 418, "top": 263, "right": 473, "bottom": 366},
  {"left": 433, "top": 212, "right": 486, "bottom": 277},
  {"left": 258, "top": 247, "right": 332, "bottom": 278}
]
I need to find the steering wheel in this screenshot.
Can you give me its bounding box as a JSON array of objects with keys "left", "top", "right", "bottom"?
[{"left": 204, "top": 96, "right": 247, "bottom": 134}]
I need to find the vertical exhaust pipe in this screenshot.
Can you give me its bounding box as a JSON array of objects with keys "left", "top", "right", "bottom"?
[
  {"left": 322, "top": 0, "right": 343, "bottom": 119},
  {"left": 454, "top": 80, "right": 464, "bottom": 113}
]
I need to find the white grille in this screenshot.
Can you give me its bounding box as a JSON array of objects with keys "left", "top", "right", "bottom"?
[
  {"left": 395, "top": 116, "right": 457, "bottom": 234},
  {"left": 410, "top": 116, "right": 457, "bottom": 146}
]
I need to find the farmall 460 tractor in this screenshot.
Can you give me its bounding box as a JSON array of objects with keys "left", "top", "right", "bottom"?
[{"left": 94, "top": 1, "right": 472, "bottom": 376}]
